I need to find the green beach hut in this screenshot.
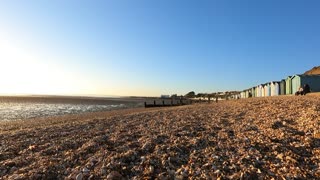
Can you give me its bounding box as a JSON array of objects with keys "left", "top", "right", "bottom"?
[
  {"left": 291, "top": 74, "right": 320, "bottom": 93},
  {"left": 280, "top": 79, "right": 286, "bottom": 95},
  {"left": 285, "top": 76, "right": 293, "bottom": 95}
]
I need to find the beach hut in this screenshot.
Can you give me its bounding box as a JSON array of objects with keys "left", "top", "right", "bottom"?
[
  {"left": 231, "top": 92, "right": 241, "bottom": 99},
  {"left": 280, "top": 79, "right": 286, "bottom": 95},
  {"left": 245, "top": 89, "right": 249, "bottom": 98},
  {"left": 251, "top": 87, "right": 256, "bottom": 97},
  {"left": 270, "top": 82, "right": 275, "bottom": 96},
  {"left": 263, "top": 83, "right": 267, "bottom": 97},
  {"left": 258, "top": 84, "right": 262, "bottom": 97},
  {"left": 256, "top": 85, "right": 260, "bottom": 97},
  {"left": 255, "top": 86, "right": 258, "bottom": 97},
  {"left": 240, "top": 91, "right": 246, "bottom": 98},
  {"left": 243, "top": 89, "right": 253, "bottom": 98},
  {"left": 264, "top": 83, "right": 271, "bottom": 97},
  {"left": 261, "top": 84, "right": 266, "bottom": 97},
  {"left": 257, "top": 84, "right": 263, "bottom": 97},
  {"left": 271, "top": 81, "right": 280, "bottom": 96},
  {"left": 291, "top": 74, "right": 320, "bottom": 93},
  {"left": 285, "top": 76, "right": 293, "bottom": 95},
  {"left": 257, "top": 84, "right": 264, "bottom": 97}
]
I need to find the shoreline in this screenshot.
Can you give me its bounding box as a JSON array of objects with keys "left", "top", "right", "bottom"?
[
  {"left": 1, "top": 95, "right": 320, "bottom": 179},
  {"left": 0, "top": 106, "right": 164, "bottom": 133},
  {"left": 0, "top": 95, "right": 146, "bottom": 105},
  {"left": 0, "top": 96, "right": 146, "bottom": 122}
]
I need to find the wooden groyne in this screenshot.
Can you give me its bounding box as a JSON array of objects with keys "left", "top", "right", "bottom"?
[{"left": 144, "top": 98, "right": 192, "bottom": 108}]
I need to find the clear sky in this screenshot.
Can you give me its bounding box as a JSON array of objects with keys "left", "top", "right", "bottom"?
[{"left": 0, "top": 0, "right": 320, "bottom": 96}]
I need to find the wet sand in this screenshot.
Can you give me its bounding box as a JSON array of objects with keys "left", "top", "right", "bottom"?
[
  {"left": 1, "top": 95, "right": 320, "bottom": 179},
  {"left": 0, "top": 96, "right": 145, "bottom": 105}
]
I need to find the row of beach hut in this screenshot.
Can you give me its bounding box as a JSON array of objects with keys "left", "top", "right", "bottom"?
[{"left": 240, "top": 74, "right": 320, "bottom": 98}]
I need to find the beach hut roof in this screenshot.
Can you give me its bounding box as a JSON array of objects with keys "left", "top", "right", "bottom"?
[
  {"left": 271, "top": 81, "right": 281, "bottom": 83},
  {"left": 293, "top": 74, "right": 320, "bottom": 77},
  {"left": 286, "top": 76, "right": 293, "bottom": 80},
  {"left": 243, "top": 88, "right": 252, "bottom": 92}
]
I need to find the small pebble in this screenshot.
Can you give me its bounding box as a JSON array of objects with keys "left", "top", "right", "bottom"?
[
  {"left": 76, "top": 173, "right": 83, "bottom": 180},
  {"left": 107, "top": 171, "right": 123, "bottom": 180}
]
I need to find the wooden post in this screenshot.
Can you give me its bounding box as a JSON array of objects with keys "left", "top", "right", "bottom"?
[
  {"left": 162, "top": 100, "right": 165, "bottom": 105},
  {"left": 154, "top": 100, "right": 156, "bottom": 106},
  {"left": 171, "top": 99, "right": 173, "bottom": 106},
  {"left": 144, "top": 102, "right": 147, "bottom": 108}
]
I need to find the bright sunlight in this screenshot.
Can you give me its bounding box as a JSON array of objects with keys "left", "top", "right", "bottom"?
[{"left": 0, "top": 34, "right": 86, "bottom": 95}]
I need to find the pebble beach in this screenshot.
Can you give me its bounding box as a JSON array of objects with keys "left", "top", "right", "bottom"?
[{"left": 1, "top": 95, "right": 320, "bottom": 179}]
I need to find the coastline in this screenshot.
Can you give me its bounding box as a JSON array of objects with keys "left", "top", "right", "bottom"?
[
  {"left": 1, "top": 95, "right": 320, "bottom": 179},
  {"left": 0, "top": 95, "right": 146, "bottom": 105},
  {"left": 0, "top": 96, "right": 146, "bottom": 122}
]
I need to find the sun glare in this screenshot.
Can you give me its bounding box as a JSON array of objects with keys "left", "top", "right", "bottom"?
[{"left": 0, "top": 34, "right": 85, "bottom": 95}]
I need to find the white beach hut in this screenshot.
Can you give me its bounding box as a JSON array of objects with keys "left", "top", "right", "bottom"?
[
  {"left": 256, "top": 85, "right": 261, "bottom": 97},
  {"left": 261, "top": 84, "right": 266, "bottom": 97},
  {"left": 264, "top": 83, "right": 271, "bottom": 97},
  {"left": 240, "top": 91, "right": 246, "bottom": 98},
  {"left": 271, "top": 81, "right": 280, "bottom": 96},
  {"left": 259, "top": 84, "right": 264, "bottom": 97},
  {"left": 256, "top": 85, "right": 260, "bottom": 97}
]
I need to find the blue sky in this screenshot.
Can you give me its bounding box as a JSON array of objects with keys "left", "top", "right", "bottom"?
[{"left": 0, "top": 0, "right": 319, "bottom": 96}]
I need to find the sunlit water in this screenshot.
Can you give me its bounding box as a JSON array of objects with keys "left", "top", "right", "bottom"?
[{"left": 0, "top": 101, "right": 142, "bottom": 121}]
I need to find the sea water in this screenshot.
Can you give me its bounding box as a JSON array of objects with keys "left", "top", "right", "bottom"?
[{"left": 0, "top": 100, "right": 142, "bottom": 121}]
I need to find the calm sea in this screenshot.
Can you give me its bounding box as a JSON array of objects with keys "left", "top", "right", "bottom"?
[{"left": 0, "top": 96, "right": 144, "bottom": 121}]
